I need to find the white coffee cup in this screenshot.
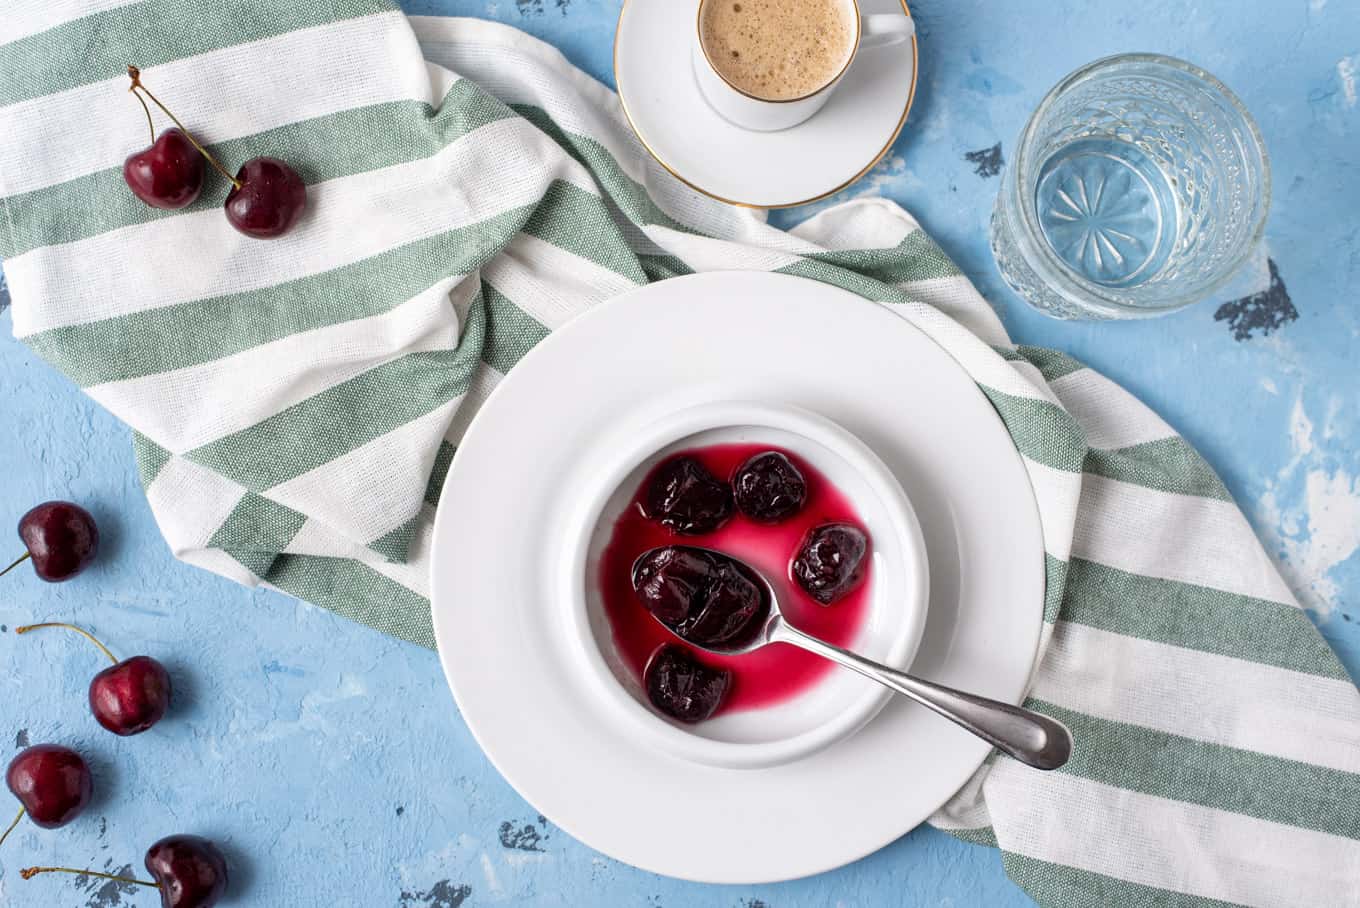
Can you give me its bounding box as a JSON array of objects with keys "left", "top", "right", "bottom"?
[{"left": 693, "top": 0, "right": 914, "bottom": 132}]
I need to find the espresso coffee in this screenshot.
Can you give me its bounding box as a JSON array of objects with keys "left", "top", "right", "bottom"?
[{"left": 700, "top": 0, "right": 857, "bottom": 101}]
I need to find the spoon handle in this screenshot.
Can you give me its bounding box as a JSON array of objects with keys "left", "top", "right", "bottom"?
[{"left": 776, "top": 624, "right": 1072, "bottom": 770}]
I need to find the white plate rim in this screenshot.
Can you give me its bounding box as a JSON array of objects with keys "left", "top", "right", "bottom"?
[{"left": 430, "top": 271, "right": 1045, "bottom": 883}]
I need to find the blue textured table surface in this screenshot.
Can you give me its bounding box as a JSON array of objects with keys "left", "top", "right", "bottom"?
[{"left": 1, "top": 2, "right": 1356, "bottom": 905}]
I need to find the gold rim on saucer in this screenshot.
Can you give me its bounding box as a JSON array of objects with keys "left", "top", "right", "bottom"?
[{"left": 613, "top": 0, "right": 918, "bottom": 210}]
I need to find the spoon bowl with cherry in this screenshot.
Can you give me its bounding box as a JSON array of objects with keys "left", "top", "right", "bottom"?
[{"left": 632, "top": 544, "right": 1073, "bottom": 770}]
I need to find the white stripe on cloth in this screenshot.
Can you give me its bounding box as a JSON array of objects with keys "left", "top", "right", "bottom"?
[
  {"left": 179, "top": 546, "right": 263, "bottom": 587},
  {"left": 411, "top": 15, "right": 807, "bottom": 251},
  {"left": 1007, "top": 360, "right": 1067, "bottom": 410},
  {"left": 1022, "top": 457, "right": 1081, "bottom": 561},
  {"left": 144, "top": 455, "right": 247, "bottom": 552},
  {"left": 482, "top": 233, "right": 638, "bottom": 330},
  {"left": 444, "top": 363, "right": 504, "bottom": 450},
  {"left": 285, "top": 518, "right": 367, "bottom": 559},
  {"left": 375, "top": 504, "right": 436, "bottom": 597},
  {"left": 3, "top": 0, "right": 142, "bottom": 44},
  {"left": 10, "top": 116, "right": 594, "bottom": 336},
  {"left": 788, "top": 198, "right": 1015, "bottom": 351},
  {"left": 0, "top": 11, "right": 420, "bottom": 195},
  {"left": 265, "top": 399, "right": 462, "bottom": 548},
  {"left": 986, "top": 764, "right": 1360, "bottom": 908},
  {"left": 641, "top": 229, "right": 813, "bottom": 275},
  {"left": 791, "top": 197, "right": 918, "bottom": 251},
  {"left": 86, "top": 278, "right": 464, "bottom": 453},
  {"left": 284, "top": 510, "right": 432, "bottom": 598},
  {"left": 1071, "top": 473, "right": 1298, "bottom": 606},
  {"left": 1049, "top": 369, "right": 1177, "bottom": 451},
  {"left": 928, "top": 763, "right": 995, "bottom": 832},
  {"left": 894, "top": 274, "right": 1010, "bottom": 349},
  {"left": 875, "top": 299, "right": 1069, "bottom": 408},
  {"left": 1035, "top": 621, "right": 1360, "bottom": 773}
]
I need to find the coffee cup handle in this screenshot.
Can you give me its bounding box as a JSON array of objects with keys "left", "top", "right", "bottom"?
[{"left": 859, "top": 13, "right": 915, "bottom": 50}]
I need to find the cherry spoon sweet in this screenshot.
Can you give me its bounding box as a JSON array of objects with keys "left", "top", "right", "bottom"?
[{"left": 633, "top": 545, "right": 1073, "bottom": 770}]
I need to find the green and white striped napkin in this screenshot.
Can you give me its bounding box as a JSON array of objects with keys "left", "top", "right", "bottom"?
[{"left": 3, "top": 4, "right": 1357, "bottom": 904}]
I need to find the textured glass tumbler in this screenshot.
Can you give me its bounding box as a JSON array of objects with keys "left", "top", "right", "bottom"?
[{"left": 990, "top": 54, "right": 1270, "bottom": 319}]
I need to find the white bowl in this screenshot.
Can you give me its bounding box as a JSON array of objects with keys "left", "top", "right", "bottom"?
[{"left": 556, "top": 400, "right": 929, "bottom": 769}]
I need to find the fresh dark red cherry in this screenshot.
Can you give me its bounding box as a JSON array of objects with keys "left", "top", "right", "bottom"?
[
  {"left": 644, "top": 644, "right": 731, "bottom": 723},
  {"left": 90, "top": 655, "right": 173, "bottom": 736},
  {"left": 22, "top": 833, "right": 228, "bottom": 908},
  {"left": 4, "top": 501, "right": 98, "bottom": 582},
  {"left": 144, "top": 835, "right": 229, "bottom": 908},
  {"left": 792, "top": 523, "right": 869, "bottom": 605},
  {"left": 632, "top": 546, "right": 767, "bottom": 647},
  {"left": 17, "top": 623, "right": 171, "bottom": 736},
  {"left": 641, "top": 456, "right": 733, "bottom": 535},
  {"left": 225, "top": 157, "right": 307, "bottom": 239},
  {"left": 732, "top": 450, "right": 808, "bottom": 523},
  {"left": 123, "top": 128, "right": 205, "bottom": 210},
  {"left": 2, "top": 745, "right": 93, "bottom": 845},
  {"left": 124, "top": 65, "right": 306, "bottom": 240}
]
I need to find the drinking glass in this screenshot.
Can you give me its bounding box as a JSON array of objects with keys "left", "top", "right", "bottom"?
[{"left": 990, "top": 54, "right": 1270, "bottom": 319}]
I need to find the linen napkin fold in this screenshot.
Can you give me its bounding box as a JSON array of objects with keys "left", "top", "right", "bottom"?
[{"left": 3, "top": 4, "right": 1358, "bottom": 905}]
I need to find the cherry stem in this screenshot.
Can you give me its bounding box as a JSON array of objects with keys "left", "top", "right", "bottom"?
[
  {"left": 16, "top": 623, "right": 118, "bottom": 665},
  {"left": 0, "top": 807, "right": 24, "bottom": 849},
  {"left": 20, "top": 866, "right": 159, "bottom": 887},
  {"left": 131, "top": 88, "right": 155, "bottom": 144},
  {"left": 126, "top": 65, "right": 241, "bottom": 190},
  {"left": 0, "top": 551, "right": 30, "bottom": 577}
]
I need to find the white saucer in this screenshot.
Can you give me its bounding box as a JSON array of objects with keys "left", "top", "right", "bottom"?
[
  {"left": 614, "top": 0, "right": 919, "bottom": 208},
  {"left": 430, "top": 272, "right": 1043, "bottom": 884}
]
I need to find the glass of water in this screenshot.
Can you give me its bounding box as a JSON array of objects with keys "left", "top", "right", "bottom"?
[{"left": 990, "top": 54, "right": 1270, "bottom": 319}]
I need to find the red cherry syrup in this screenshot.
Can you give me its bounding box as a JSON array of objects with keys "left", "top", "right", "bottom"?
[{"left": 599, "top": 443, "right": 871, "bottom": 716}]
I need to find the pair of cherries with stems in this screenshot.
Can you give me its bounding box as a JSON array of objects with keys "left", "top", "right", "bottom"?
[
  {"left": 4, "top": 506, "right": 228, "bottom": 907},
  {"left": 122, "top": 65, "right": 306, "bottom": 239}
]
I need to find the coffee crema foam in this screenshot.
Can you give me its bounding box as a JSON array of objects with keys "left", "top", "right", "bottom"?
[{"left": 700, "top": 0, "right": 856, "bottom": 101}]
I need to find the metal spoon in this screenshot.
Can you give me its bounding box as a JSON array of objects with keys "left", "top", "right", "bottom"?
[{"left": 636, "top": 546, "right": 1072, "bottom": 771}]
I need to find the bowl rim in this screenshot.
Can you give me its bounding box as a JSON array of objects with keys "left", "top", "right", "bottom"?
[{"left": 557, "top": 399, "right": 930, "bottom": 770}]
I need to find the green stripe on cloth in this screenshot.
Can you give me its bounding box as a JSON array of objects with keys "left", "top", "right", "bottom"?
[
  {"left": 24, "top": 205, "right": 533, "bottom": 387},
  {"left": 187, "top": 316, "right": 484, "bottom": 491},
  {"left": 207, "top": 492, "right": 307, "bottom": 553},
  {"left": 424, "top": 442, "right": 457, "bottom": 508},
  {"left": 981, "top": 387, "right": 1087, "bottom": 473},
  {"left": 1015, "top": 346, "right": 1088, "bottom": 382},
  {"left": 510, "top": 105, "right": 693, "bottom": 234},
  {"left": 1002, "top": 853, "right": 1242, "bottom": 908},
  {"left": 1031, "top": 699, "right": 1360, "bottom": 839},
  {"left": 244, "top": 553, "right": 435, "bottom": 649},
  {"left": 804, "top": 230, "right": 964, "bottom": 284},
  {"left": 639, "top": 254, "right": 695, "bottom": 281},
  {"left": 522, "top": 181, "right": 648, "bottom": 284},
  {"left": 1, "top": 82, "right": 515, "bottom": 258},
  {"left": 776, "top": 258, "right": 906, "bottom": 303},
  {"left": 0, "top": 0, "right": 395, "bottom": 107},
  {"left": 132, "top": 431, "right": 173, "bottom": 488},
  {"left": 1044, "top": 554, "right": 1068, "bottom": 624},
  {"left": 946, "top": 826, "right": 999, "bottom": 848},
  {"left": 1085, "top": 438, "right": 1233, "bottom": 501},
  {"left": 224, "top": 547, "right": 278, "bottom": 581},
  {"left": 1059, "top": 558, "right": 1350, "bottom": 681},
  {"left": 481, "top": 285, "right": 549, "bottom": 376},
  {"left": 368, "top": 515, "right": 420, "bottom": 563}
]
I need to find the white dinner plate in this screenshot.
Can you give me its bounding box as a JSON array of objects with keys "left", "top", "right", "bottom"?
[
  {"left": 614, "top": 0, "right": 919, "bottom": 208},
  {"left": 431, "top": 271, "right": 1044, "bottom": 883}
]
